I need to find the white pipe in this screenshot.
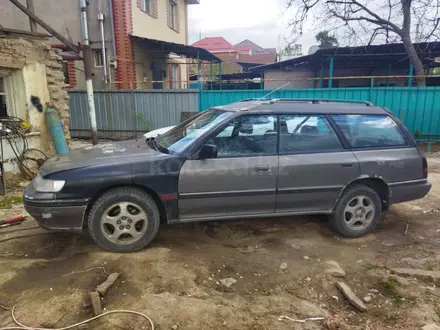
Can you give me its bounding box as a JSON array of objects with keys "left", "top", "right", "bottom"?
[
  {"left": 80, "top": 0, "right": 98, "bottom": 144},
  {"left": 98, "top": 13, "right": 108, "bottom": 84},
  {"left": 86, "top": 79, "right": 98, "bottom": 133}
]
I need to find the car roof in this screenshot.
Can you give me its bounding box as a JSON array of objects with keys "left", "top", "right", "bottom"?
[{"left": 213, "top": 99, "right": 389, "bottom": 115}]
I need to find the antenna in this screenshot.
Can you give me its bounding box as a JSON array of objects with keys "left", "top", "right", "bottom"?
[
  {"left": 243, "top": 82, "right": 291, "bottom": 110},
  {"left": 257, "top": 81, "right": 291, "bottom": 101}
]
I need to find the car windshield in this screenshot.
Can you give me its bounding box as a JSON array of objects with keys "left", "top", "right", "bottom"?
[{"left": 155, "top": 109, "right": 233, "bottom": 154}]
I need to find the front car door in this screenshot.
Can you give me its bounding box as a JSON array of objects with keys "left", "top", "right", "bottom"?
[
  {"left": 276, "top": 114, "right": 360, "bottom": 213},
  {"left": 178, "top": 114, "right": 279, "bottom": 220}
]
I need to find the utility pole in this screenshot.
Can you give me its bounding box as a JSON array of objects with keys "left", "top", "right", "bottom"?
[
  {"left": 80, "top": 0, "right": 98, "bottom": 145},
  {"left": 26, "top": 0, "right": 37, "bottom": 32},
  {"left": 9, "top": 0, "right": 98, "bottom": 145}
]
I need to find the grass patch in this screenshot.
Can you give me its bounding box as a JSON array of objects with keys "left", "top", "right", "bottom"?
[
  {"left": 383, "top": 277, "right": 405, "bottom": 304},
  {"left": 365, "top": 264, "right": 379, "bottom": 271},
  {"left": 0, "top": 195, "right": 23, "bottom": 209}
]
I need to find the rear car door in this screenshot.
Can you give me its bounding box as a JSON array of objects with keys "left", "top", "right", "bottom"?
[
  {"left": 179, "top": 114, "right": 279, "bottom": 220},
  {"left": 276, "top": 114, "right": 360, "bottom": 213},
  {"left": 331, "top": 113, "right": 425, "bottom": 189}
]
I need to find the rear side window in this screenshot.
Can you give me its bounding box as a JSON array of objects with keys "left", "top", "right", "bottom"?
[
  {"left": 331, "top": 114, "right": 408, "bottom": 148},
  {"left": 279, "top": 115, "right": 343, "bottom": 153}
]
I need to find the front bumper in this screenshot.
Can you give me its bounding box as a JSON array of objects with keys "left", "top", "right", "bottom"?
[
  {"left": 389, "top": 181, "right": 432, "bottom": 204},
  {"left": 24, "top": 188, "right": 88, "bottom": 232}
]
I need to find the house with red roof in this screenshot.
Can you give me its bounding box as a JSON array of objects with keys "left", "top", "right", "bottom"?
[{"left": 191, "top": 37, "right": 277, "bottom": 73}]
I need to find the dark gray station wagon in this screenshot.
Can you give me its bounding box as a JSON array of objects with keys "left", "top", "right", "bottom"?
[{"left": 24, "top": 99, "right": 431, "bottom": 252}]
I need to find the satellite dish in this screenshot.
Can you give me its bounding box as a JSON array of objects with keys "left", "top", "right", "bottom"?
[{"left": 308, "top": 45, "right": 320, "bottom": 55}]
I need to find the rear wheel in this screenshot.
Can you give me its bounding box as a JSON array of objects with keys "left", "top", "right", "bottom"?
[
  {"left": 329, "top": 185, "right": 381, "bottom": 238},
  {"left": 88, "top": 187, "right": 160, "bottom": 252}
]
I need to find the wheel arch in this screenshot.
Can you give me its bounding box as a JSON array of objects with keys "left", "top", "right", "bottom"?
[
  {"left": 83, "top": 184, "right": 168, "bottom": 227},
  {"left": 332, "top": 176, "right": 390, "bottom": 212}
]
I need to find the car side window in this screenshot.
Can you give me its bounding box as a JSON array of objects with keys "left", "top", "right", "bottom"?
[
  {"left": 331, "top": 114, "right": 408, "bottom": 148},
  {"left": 208, "top": 115, "right": 277, "bottom": 157},
  {"left": 279, "top": 115, "right": 343, "bottom": 153}
]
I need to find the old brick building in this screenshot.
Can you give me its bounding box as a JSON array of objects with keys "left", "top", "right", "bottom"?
[{"left": 0, "top": 29, "right": 69, "bottom": 174}]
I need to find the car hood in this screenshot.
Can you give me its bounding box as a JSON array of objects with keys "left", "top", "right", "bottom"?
[
  {"left": 40, "top": 140, "right": 169, "bottom": 177},
  {"left": 144, "top": 126, "right": 175, "bottom": 139}
]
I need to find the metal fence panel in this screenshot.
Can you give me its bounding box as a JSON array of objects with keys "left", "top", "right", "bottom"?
[
  {"left": 69, "top": 89, "right": 199, "bottom": 139},
  {"left": 70, "top": 88, "right": 440, "bottom": 141},
  {"left": 200, "top": 87, "right": 440, "bottom": 140}
]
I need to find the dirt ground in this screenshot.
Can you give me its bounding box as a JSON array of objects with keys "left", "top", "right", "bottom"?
[{"left": 1, "top": 159, "right": 440, "bottom": 330}]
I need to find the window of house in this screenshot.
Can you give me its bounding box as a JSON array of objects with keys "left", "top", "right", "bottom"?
[
  {"left": 279, "top": 115, "right": 342, "bottom": 153},
  {"left": 331, "top": 114, "right": 408, "bottom": 148},
  {"left": 93, "top": 50, "right": 104, "bottom": 67},
  {"left": 169, "top": 1, "right": 177, "bottom": 30},
  {"left": 140, "top": 0, "right": 151, "bottom": 14},
  {"left": 171, "top": 64, "right": 179, "bottom": 89},
  {"left": 207, "top": 115, "right": 277, "bottom": 157}
]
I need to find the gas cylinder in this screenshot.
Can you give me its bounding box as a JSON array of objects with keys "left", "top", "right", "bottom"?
[{"left": 45, "top": 107, "right": 68, "bottom": 154}]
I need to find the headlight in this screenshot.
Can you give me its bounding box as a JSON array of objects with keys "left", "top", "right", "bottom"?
[{"left": 33, "top": 174, "right": 66, "bottom": 193}]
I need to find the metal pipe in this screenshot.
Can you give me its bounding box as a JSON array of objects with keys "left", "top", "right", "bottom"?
[
  {"left": 219, "top": 62, "right": 222, "bottom": 90},
  {"left": 80, "top": 0, "right": 89, "bottom": 45},
  {"left": 329, "top": 57, "right": 334, "bottom": 88},
  {"left": 319, "top": 65, "right": 324, "bottom": 88},
  {"left": 80, "top": 0, "right": 98, "bottom": 145},
  {"left": 98, "top": 13, "right": 108, "bottom": 85},
  {"left": 408, "top": 63, "right": 414, "bottom": 87}
]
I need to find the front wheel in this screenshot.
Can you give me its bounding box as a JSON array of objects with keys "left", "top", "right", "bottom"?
[
  {"left": 88, "top": 187, "right": 160, "bottom": 252},
  {"left": 329, "top": 185, "right": 382, "bottom": 238}
]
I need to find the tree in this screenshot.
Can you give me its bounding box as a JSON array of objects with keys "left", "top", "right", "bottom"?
[
  {"left": 285, "top": 0, "right": 440, "bottom": 85},
  {"left": 315, "top": 31, "right": 339, "bottom": 49},
  {"left": 280, "top": 44, "right": 304, "bottom": 56}
]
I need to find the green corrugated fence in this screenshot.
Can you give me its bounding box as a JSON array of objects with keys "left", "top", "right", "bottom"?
[{"left": 199, "top": 87, "right": 440, "bottom": 141}]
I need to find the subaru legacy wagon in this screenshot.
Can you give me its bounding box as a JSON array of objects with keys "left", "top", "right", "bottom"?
[{"left": 24, "top": 99, "right": 431, "bottom": 252}]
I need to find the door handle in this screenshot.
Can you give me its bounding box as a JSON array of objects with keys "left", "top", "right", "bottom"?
[
  {"left": 255, "top": 165, "right": 270, "bottom": 172},
  {"left": 341, "top": 163, "right": 353, "bottom": 167}
]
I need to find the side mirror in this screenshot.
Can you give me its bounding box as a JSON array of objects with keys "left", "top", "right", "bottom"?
[{"left": 199, "top": 144, "right": 217, "bottom": 159}]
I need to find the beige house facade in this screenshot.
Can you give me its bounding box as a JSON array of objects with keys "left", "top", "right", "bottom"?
[{"left": 0, "top": 0, "right": 200, "bottom": 89}]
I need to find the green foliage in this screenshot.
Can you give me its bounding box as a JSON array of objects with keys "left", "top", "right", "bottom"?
[
  {"left": 0, "top": 195, "right": 23, "bottom": 209},
  {"left": 136, "top": 112, "right": 151, "bottom": 132},
  {"left": 383, "top": 278, "right": 405, "bottom": 304},
  {"left": 315, "top": 31, "right": 339, "bottom": 49},
  {"left": 280, "top": 44, "right": 303, "bottom": 57},
  {"left": 432, "top": 67, "right": 440, "bottom": 75},
  {"left": 365, "top": 264, "right": 379, "bottom": 271}
]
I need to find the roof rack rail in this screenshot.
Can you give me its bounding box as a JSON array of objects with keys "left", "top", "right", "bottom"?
[{"left": 239, "top": 98, "right": 373, "bottom": 107}]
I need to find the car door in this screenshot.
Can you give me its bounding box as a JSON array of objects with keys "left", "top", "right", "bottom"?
[
  {"left": 276, "top": 114, "right": 360, "bottom": 213},
  {"left": 178, "top": 114, "right": 279, "bottom": 220},
  {"left": 331, "top": 113, "right": 424, "bottom": 183}
]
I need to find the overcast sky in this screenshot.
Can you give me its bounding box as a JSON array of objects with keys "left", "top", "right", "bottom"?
[{"left": 188, "top": 0, "right": 317, "bottom": 54}]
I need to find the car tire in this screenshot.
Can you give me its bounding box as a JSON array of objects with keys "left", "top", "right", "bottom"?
[
  {"left": 329, "top": 185, "right": 382, "bottom": 238},
  {"left": 88, "top": 187, "right": 160, "bottom": 252}
]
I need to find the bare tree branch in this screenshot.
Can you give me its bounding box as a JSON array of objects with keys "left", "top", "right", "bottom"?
[{"left": 284, "top": 0, "right": 440, "bottom": 85}]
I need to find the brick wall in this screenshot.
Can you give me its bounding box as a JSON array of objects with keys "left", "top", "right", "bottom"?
[
  {"left": 112, "top": 0, "right": 136, "bottom": 89},
  {"left": 66, "top": 60, "right": 77, "bottom": 88}
]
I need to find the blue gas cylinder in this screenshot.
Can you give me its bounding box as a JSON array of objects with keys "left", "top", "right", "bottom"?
[{"left": 45, "top": 107, "right": 68, "bottom": 154}]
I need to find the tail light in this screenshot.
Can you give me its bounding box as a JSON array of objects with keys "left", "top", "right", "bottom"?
[{"left": 422, "top": 156, "right": 428, "bottom": 178}]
